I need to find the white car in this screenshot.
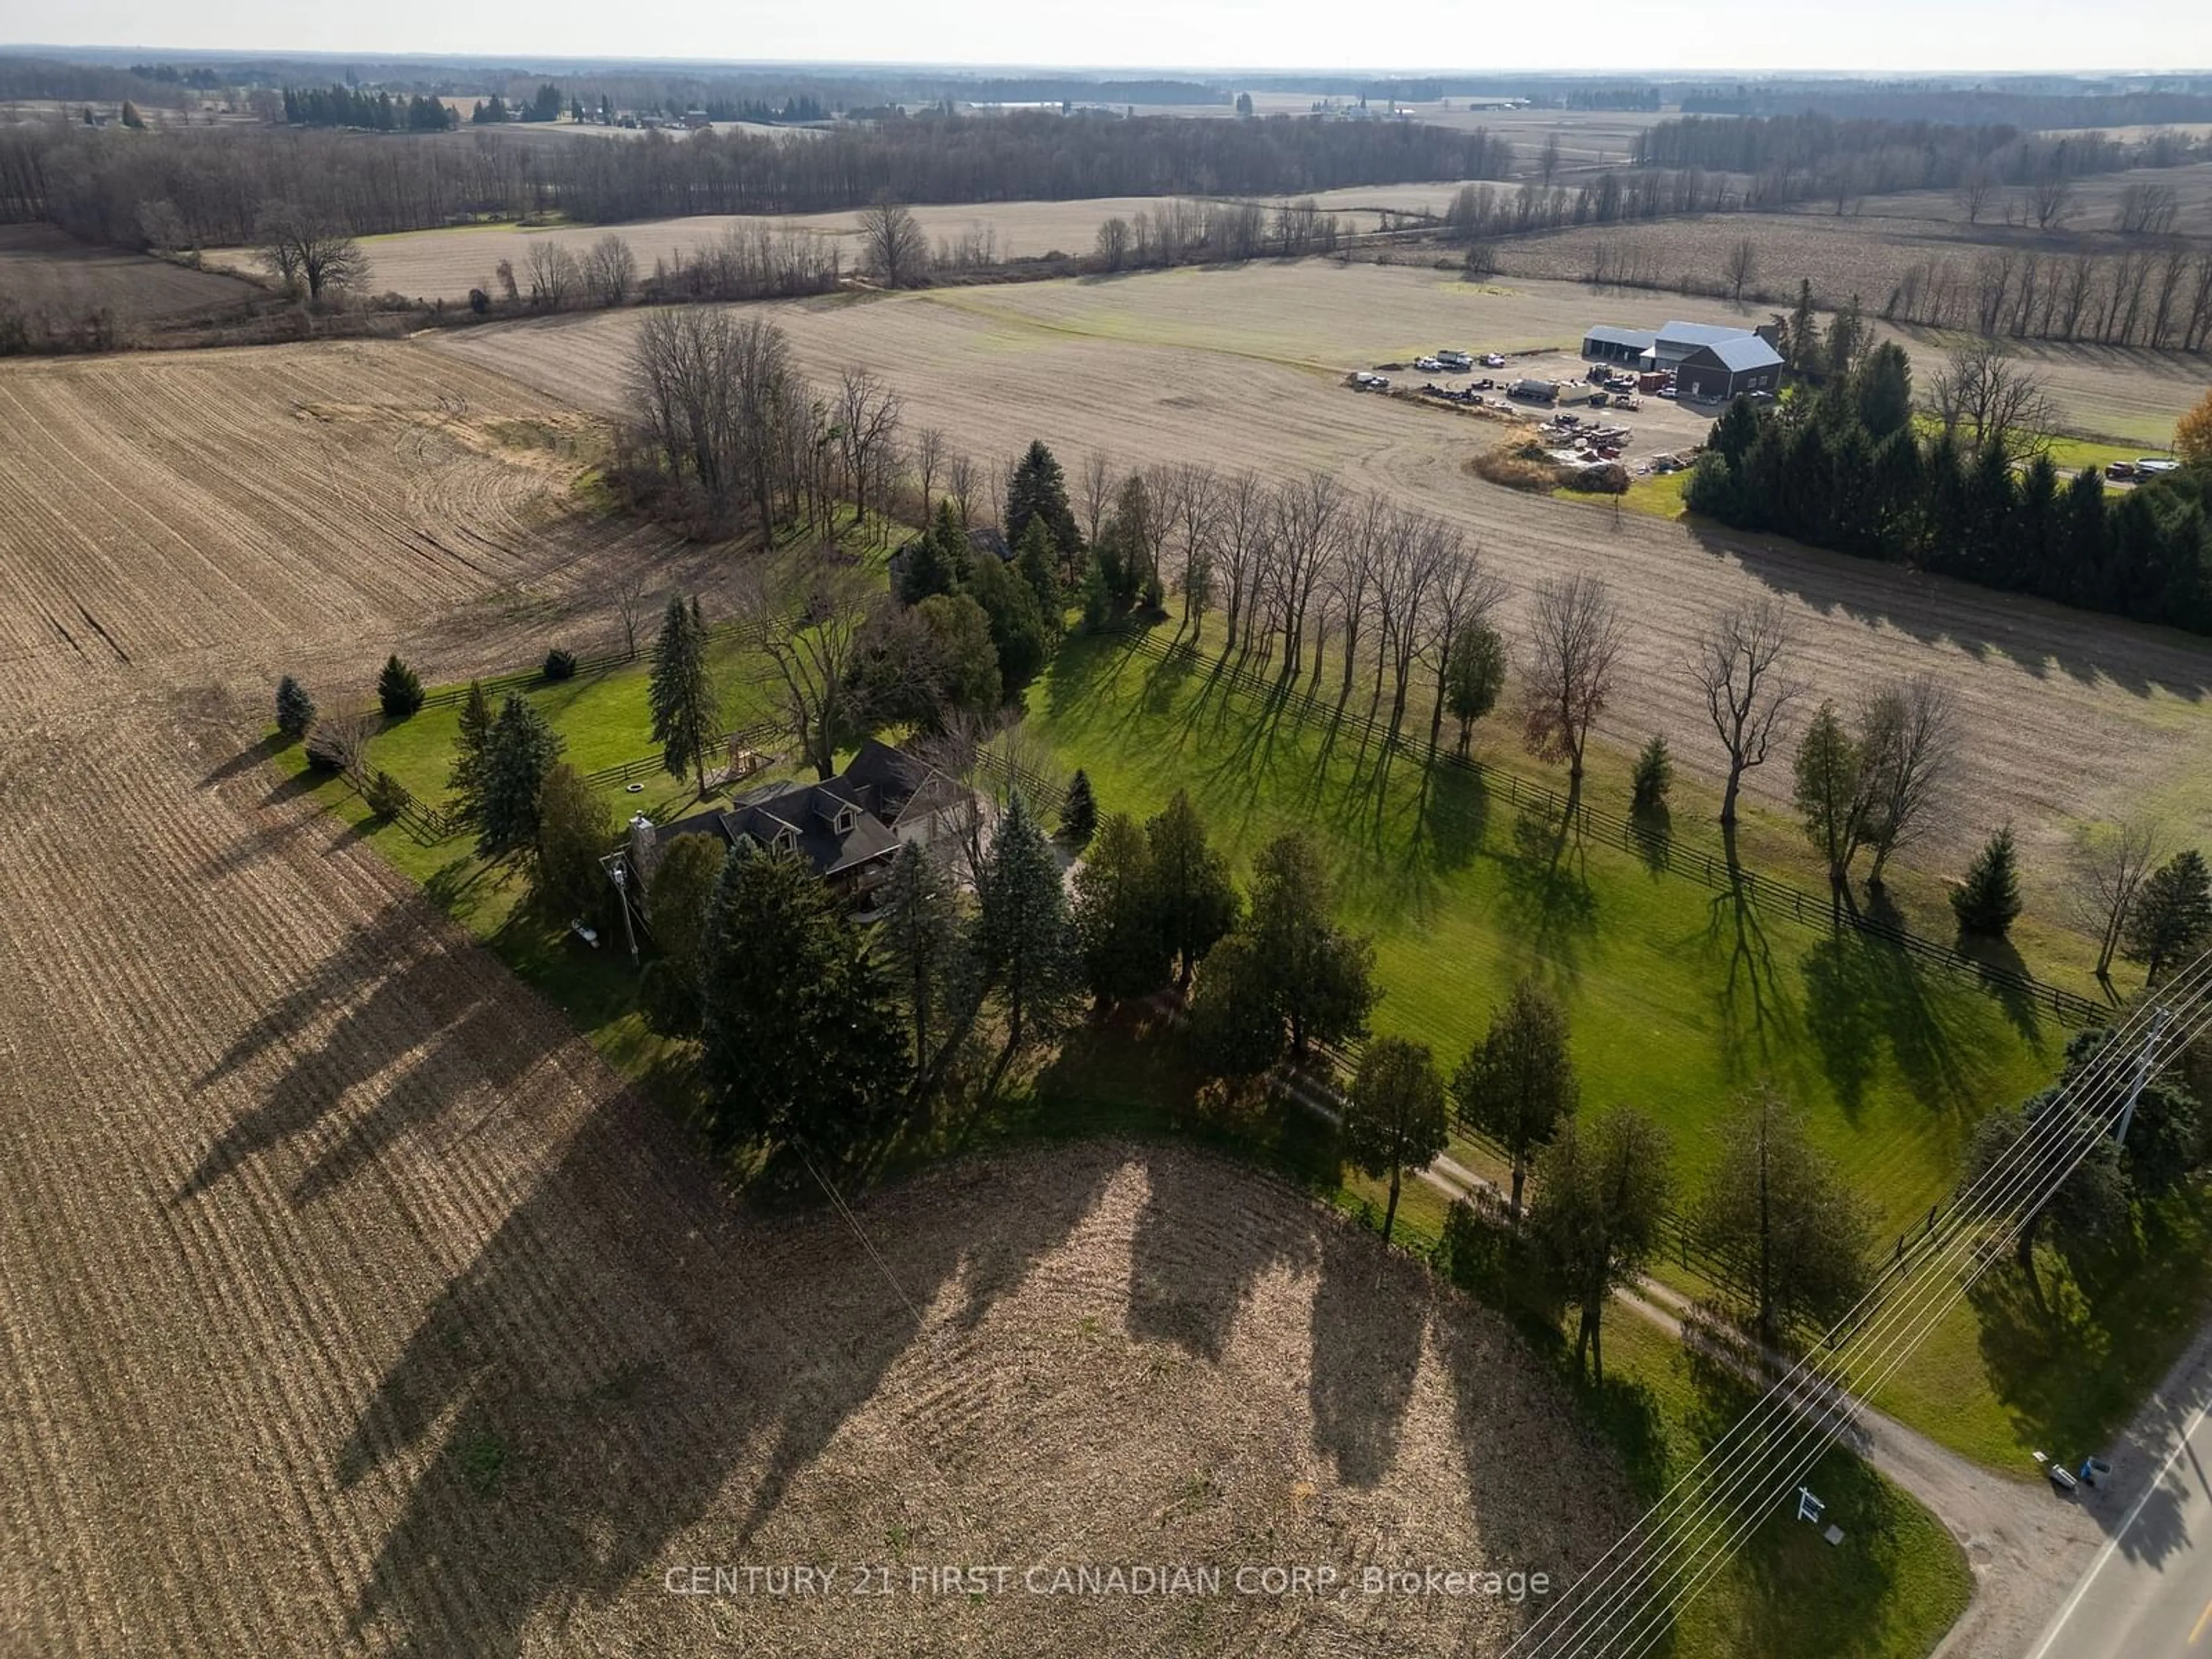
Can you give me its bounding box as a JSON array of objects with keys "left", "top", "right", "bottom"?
[
  {"left": 1482, "top": 353, "right": 1506, "bottom": 368},
  {"left": 1414, "top": 356, "right": 1443, "bottom": 373}
]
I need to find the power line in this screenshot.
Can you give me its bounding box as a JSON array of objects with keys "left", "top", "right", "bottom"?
[
  {"left": 1508, "top": 959, "right": 2209, "bottom": 1658},
  {"left": 1534, "top": 977, "right": 2205, "bottom": 1657}
]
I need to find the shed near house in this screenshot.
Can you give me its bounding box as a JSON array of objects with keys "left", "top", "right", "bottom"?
[{"left": 1673, "top": 335, "right": 1785, "bottom": 403}]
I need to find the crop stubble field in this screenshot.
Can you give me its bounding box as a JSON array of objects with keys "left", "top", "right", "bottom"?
[
  {"left": 0, "top": 338, "right": 1631, "bottom": 1655},
  {"left": 435, "top": 262, "right": 2212, "bottom": 877},
  {"left": 0, "top": 223, "right": 261, "bottom": 326},
  {"left": 202, "top": 193, "right": 1428, "bottom": 303}
]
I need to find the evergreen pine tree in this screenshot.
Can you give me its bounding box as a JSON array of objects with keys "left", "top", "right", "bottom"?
[
  {"left": 1072, "top": 812, "right": 1171, "bottom": 1006},
  {"left": 1014, "top": 516, "right": 1061, "bottom": 626},
  {"left": 446, "top": 680, "right": 494, "bottom": 821},
  {"left": 698, "top": 844, "right": 906, "bottom": 1158},
  {"left": 1059, "top": 769, "right": 1097, "bottom": 846},
  {"left": 649, "top": 594, "right": 717, "bottom": 794},
  {"left": 377, "top": 654, "right": 425, "bottom": 718},
  {"left": 1952, "top": 824, "right": 2024, "bottom": 938},
  {"left": 901, "top": 503, "right": 960, "bottom": 603},
  {"left": 1080, "top": 554, "right": 1114, "bottom": 632},
  {"left": 974, "top": 793, "right": 1085, "bottom": 1056},
  {"left": 1144, "top": 790, "right": 1240, "bottom": 986},
  {"left": 1004, "top": 439, "right": 1083, "bottom": 559},
  {"left": 531, "top": 762, "right": 615, "bottom": 922},
  {"left": 2125, "top": 849, "right": 2212, "bottom": 982},
  {"left": 1631, "top": 734, "right": 1673, "bottom": 815},
  {"left": 274, "top": 676, "right": 316, "bottom": 738},
  {"left": 878, "top": 843, "right": 962, "bottom": 1111},
  {"left": 476, "top": 693, "right": 565, "bottom": 857}
]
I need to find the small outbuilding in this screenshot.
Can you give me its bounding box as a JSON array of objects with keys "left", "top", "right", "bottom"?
[{"left": 1582, "top": 325, "right": 1657, "bottom": 365}]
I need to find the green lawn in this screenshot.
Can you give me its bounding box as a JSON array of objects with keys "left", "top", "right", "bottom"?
[
  {"left": 1013, "top": 625, "right": 2212, "bottom": 1473},
  {"left": 1586, "top": 1315, "right": 1972, "bottom": 1659},
  {"left": 1029, "top": 628, "right": 2058, "bottom": 1238}
]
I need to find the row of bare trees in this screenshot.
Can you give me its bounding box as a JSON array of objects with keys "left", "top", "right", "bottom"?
[
  {"left": 1093, "top": 196, "right": 1343, "bottom": 271},
  {"left": 1885, "top": 245, "right": 2212, "bottom": 352}
]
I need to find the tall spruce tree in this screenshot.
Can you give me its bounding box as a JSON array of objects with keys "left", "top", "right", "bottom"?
[
  {"left": 1005, "top": 440, "right": 1082, "bottom": 562},
  {"left": 1952, "top": 824, "right": 2024, "bottom": 938},
  {"left": 475, "top": 692, "right": 565, "bottom": 857},
  {"left": 1248, "top": 831, "right": 1378, "bottom": 1060},
  {"left": 2126, "top": 849, "right": 2212, "bottom": 982},
  {"left": 649, "top": 595, "right": 717, "bottom": 794},
  {"left": 1014, "top": 516, "right": 1062, "bottom": 624},
  {"left": 1144, "top": 790, "right": 1240, "bottom": 986},
  {"left": 1059, "top": 770, "right": 1097, "bottom": 846},
  {"left": 877, "top": 842, "right": 963, "bottom": 1114},
  {"left": 446, "top": 680, "right": 493, "bottom": 821},
  {"left": 1071, "top": 812, "right": 1170, "bottom": 1006},
  {"left": 697, "top": 843, "right": 905, "bottom": 1158},
  {"left": 275, "top": 676, "right": 316, "bottom": 738},
  {"left": 377, "top": 654, "right": 425, "bottom": 718},
  {"left": 973, "top": 793, "right": 1085, "bottom": 1056}
]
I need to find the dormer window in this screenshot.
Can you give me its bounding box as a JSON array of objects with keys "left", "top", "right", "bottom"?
[
  {"left": 834, "top": 808, "right": 853, "bottom": 835},
  {"left": 775, "top": 827, "right": 797, "bottom": 854}
]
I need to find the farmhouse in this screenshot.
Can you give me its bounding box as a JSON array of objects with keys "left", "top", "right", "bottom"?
[
  {"left": 1581, "top": 319, "right": 1784, "bottom": 401},
  {"left": 623, "top": 739, "right": 968, "bottom": 911}
]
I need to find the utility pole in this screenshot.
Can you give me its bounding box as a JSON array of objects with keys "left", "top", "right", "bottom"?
[{"left": 2114, "top": 1003, "right": 2175, "bottom": 1145}]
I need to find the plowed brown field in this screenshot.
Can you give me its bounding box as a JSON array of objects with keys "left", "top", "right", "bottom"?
[
  {"left": 433, "top": 268, "right": 2212, "bottom": 870},
  {"left": 0, "top": 335, "right": 1630, "bottom": 1655}
]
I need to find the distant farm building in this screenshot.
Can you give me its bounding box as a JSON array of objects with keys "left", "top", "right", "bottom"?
[{"left": 1581, "top": 319, "right": 1785, "bottom": 402}]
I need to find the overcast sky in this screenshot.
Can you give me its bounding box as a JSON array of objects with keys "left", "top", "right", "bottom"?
[{"left": 7, "top": 0, "right": 2205, "bottom": 75}]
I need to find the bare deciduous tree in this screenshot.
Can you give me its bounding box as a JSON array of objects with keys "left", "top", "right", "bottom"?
[
  {"left": 1954, "top": 164, "right": 1995, "bottom": 226},
  {"left": 911, "top": 425, "right": 945, "bottom": 516},
  {"left": 1692, "top": 597, "right": 1800, "bottom": 829},
  {"left": 525, "top": 240, "right": 581, "bottom": 309},
  {"left": 580, "top": 232, "right": 637, "bottom": 305},
  {"left": 615, "top": 572, "right": 650, "bottom": 658},
  {"left": 832, "top": 366, "right": 903, "bottom": 541},
  {"left": 1521, "top": 573, "right": 1627, "bottom": 804},
  {"left": 858, "top": 198, "right": 930, "bottom": 289},
  {"left": 945, "top": 452, "right": 977, "bottom": 527},
  {"left": 1856, "top": 676, "right": 1956, "bottom": 888},
  {"left": 1422, "top": 540, "right": 1507, "bottom": 755},
  {"left": 2029, "top": 172, "right": 2075, "bottom": 232},
  {"left": 1079, "top": 450, "right": 1115, "bottom": 551},
  {"left": 1926, "top": 342, "right": 2058, "bottom": 462},
  {"left": 738, "top": 566, "right": 878, "bottom": 780},
  {"left": 1723, "top": 238, "right": 1758, "bottom": 304},
  {"left": 2069, "top": 819, "right": 2166, "bottom": 980},
  {"left": 255, "top": 200, "right": 366, "bottom": 301}
]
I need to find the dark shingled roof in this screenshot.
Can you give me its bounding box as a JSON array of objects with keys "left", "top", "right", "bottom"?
[{"left": 659, "top": 776, "right": 899, "bottom": 880}]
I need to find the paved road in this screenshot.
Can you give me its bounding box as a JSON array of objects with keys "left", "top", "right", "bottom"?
[{"left": 2024, "top": 1397, "right": 2212, "bottom": 1659}]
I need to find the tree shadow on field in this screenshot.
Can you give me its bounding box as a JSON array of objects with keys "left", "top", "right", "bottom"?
[
  {"left": 1124, "top": 1144, "right": 1316, "bottom": 1361},
  {"left": 322, "top": 1091, "right": 1122, "bottom": 1651},
  {"left": 1415, "top": 757, "right": 1487, "bottom": 877},
  {"left": 1799, "top": 919, "right": 1971, "bottom": 1121},
  {"left": 1706, "top": 867, "right": 1794, "bottom": 1077},
  {"left": 1685, "top": 520, "right": 2212, "bottom": 701},
  {"left": 201, "top": 733, "right": 287, "bottom": 790},
  {"left": 1499, "top": 803, "right": 1599, "bottom": 978},
  {"left": 1307, "top": 1220, "right": 1427, "bottom": 1487},
  {"left": 1426, "top": 1274, "right": 1643, "bottom": 1623}
]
